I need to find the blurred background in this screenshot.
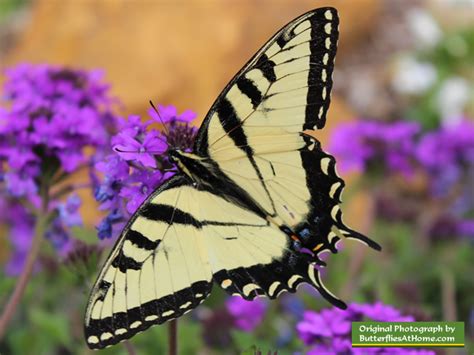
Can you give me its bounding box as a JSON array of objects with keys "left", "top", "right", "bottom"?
[{"left": 0, "top": 0, "right": 473, "bottom": 354}]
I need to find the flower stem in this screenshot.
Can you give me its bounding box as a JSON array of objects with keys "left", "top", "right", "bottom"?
[
  {"left": 0, "top": 211, "right": 48, "bottom": 339},
  {"left": 441, "top": 268, "right": 457, "bottom": 321},
  {"left": 168, "top": 319, "right": 178, "bottom": 355},
  {"left": 123, "top": 340, "right": 137, "bottom": 355}
]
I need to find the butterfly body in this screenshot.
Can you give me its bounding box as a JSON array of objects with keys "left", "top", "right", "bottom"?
[{"left": 85, "top": 7, "right": 381, "bottom": 349}]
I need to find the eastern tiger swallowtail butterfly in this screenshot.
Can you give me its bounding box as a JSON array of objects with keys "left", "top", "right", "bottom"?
[{"left": 84, "top": 7, "right": 381, "bottom": 349}]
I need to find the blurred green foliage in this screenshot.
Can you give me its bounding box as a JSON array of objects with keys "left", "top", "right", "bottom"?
[{"left": 0, "top": 0, "right": 28, "bottom": 23}]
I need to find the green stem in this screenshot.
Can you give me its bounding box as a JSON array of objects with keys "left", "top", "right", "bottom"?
[
  {"left": 0, "top": 212, "right": 48, "bottom": 339},
  {"left": 168, "top": 319, "right": 178, "bottom": 355},
  {"left": 441, "top": 268, "right": 457, "bottom": 322},
  {"left": 0, "top": 175, "right": 51, "bottom": 340}
]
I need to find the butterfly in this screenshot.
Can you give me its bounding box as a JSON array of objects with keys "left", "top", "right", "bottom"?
[{"left": 84, "top": 7, "right": 381, "bottom": 349}]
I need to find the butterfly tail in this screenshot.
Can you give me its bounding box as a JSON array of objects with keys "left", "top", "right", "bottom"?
[{"left": 335, "top": 226, "right": 382, "bottom": 251}]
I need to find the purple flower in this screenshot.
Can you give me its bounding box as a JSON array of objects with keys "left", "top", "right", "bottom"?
[
  {"left": 3, "top": 204, "right": 35, "bottom": 276},
  {"left": 225, "top": 296, "right": 267, "bottom": 332},
  {"left": 113, "top": 131, "right": 167, "bottom": 168},
  {"left": 4, "top": 171, "right": 38, "bottom": 197},
  {"left": 329, "top": 120, "right": 420, "bottom": 176},
  {"left": 297, "top": 311, "right": 332, "bottom": 343},
  {"left": 350, "top": 301, "right": 414, "bottom": 322},
  {"left": 457, "top": 219, "right": 474, "bottom": 238},
  {"left": 297, "top": 307, "right": 351, "bottom": 345},
  {"left": 417, "top": 120, "right": 474, "bottom": 198},
  {"left": 428, "top": 215, "right": 474, "bottom": 242},
  {"left": 120, "top": 184, "right": 149, "bottom": 214},
  {"left": 94, "top": 106, "right": 197, "bottom": 239},
  {"left": 58, "top": 194, "right": 82, "bottom": 228},
  {"left": 148, "top": 104, "right": 196, "bottom": 124},
  {"left": 0, "top": 64, "right": 118, "bottom": 274},
  {"left": 46, "top": 218, "right": 72, "bottom": 253},
  {"left": 416, "top": 120, "right": 474, "bottom": 240},
  {"left": 416, "top": 120, "right": 474, "bottom": 171},
  {"left": 297, "top": 302, "right": 432, "bottom": 354},
  {"left": 97, "top": 210, "right": 125, "bottom": 240},
  {"left": 116, "top": 115, "right": 149, "bottom": 137},
  {"left": 0, "top": 64, "right": 116, "bottom": 199}
]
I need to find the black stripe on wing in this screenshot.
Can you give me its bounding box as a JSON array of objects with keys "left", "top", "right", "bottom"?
[
  {"left": 216, "top": 98, "right": 253, "bottom": 156},
  {"left": 236, "top": 76, "right": 263, "bottom": 109},
  {"left": 255, "top": 54, "right": 277, "bottom": 83},
  {"left": 126, "top": 230, "right": 160, "bottom": 250}
]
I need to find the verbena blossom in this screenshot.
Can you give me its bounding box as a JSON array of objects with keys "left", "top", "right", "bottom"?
[
  {"left": 297, "top": 302, "right": 434, "bottom": 354},
  {"left": 416, "top": 119, "right": 474, "bottom": 195},
  {"left": 0, "top": 63, "right": 117, "bottom": 274},
  {"left": 330, "top": 119, "right": 474, "bottom": 240},
  {"left": 148, "top": 104, "right": 196, "bottom": 124},
  {"left": 1, "top": 202, "right": 35, "bottom": 275},
  {"left": 225, "top": 297, "right": 268, "bottom": 332},
  {"left": 94, "top": 106, "right": 197, "bottom": 239},
  {"left": 329, "top": 120, "right": 420, "bottom": 175},
  {"left": 417, "top": 120, "right": 474, "bottom": 240}
]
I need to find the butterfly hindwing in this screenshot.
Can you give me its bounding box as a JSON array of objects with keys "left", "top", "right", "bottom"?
[
  {"left": 85, "top": 176, "right": 213, "bottom": 349},
  {"left": 85, "top": 174, "right": 345, "bottom": 349}
]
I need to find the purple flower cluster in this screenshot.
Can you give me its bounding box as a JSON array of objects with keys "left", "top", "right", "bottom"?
[
  {"left": 329, "top": 120, "right": 420, "bottom": 176},
  {"left": 297, "top": 302, "right": 434, "bottom": 354},
  {"left": 0, "top": 64, "right": 115, "bottom": 196},
  {"left": 225, "top": 297, "right": 268, "bottom": 332},
  {"left": 330, "top": 119, "right": 474, "bottom": 240},
  {"left": 1, "top": 201, "right": 35, "bottom": 275},
  {"left": 419, "top": 121, "right": 474, "bottom": 240},
  {"left": 416, "top": 120, "right": 474, "bottom": 194},
  {"left": 94, "top": 104, "right": 197, "bottom": 239},
  {"left": 0, "top": 64, "right": 117, "bottom": 274},
  {"left": 330, "top": 119, "right": 474, "bottom": 183},
  {"left": 1, "top": 194, "right": 82, "bottom": 277}
]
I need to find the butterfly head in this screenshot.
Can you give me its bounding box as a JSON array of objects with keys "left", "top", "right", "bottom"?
[
  {"left": 168, "top": 148, "right": 207, "bottom": 181},
  {"left": 168, "top": 148, "right": 180, "bottom": 163}
]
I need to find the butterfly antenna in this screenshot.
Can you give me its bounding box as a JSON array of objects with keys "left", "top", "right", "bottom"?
[
  {"left": 149, "top": 100, "right": 170, "bottom": 136},
  {"left": 114, "top": 146, "right": 167, "bottom": 154}
]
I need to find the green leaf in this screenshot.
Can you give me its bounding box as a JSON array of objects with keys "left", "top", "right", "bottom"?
[{"left": 29, "top": 308, "right": 71, "bottom": 346}]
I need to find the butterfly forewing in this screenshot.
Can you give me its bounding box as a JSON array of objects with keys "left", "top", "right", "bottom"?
[{"left": 198, "top": 7, "right": 379, "bottom": 271}]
